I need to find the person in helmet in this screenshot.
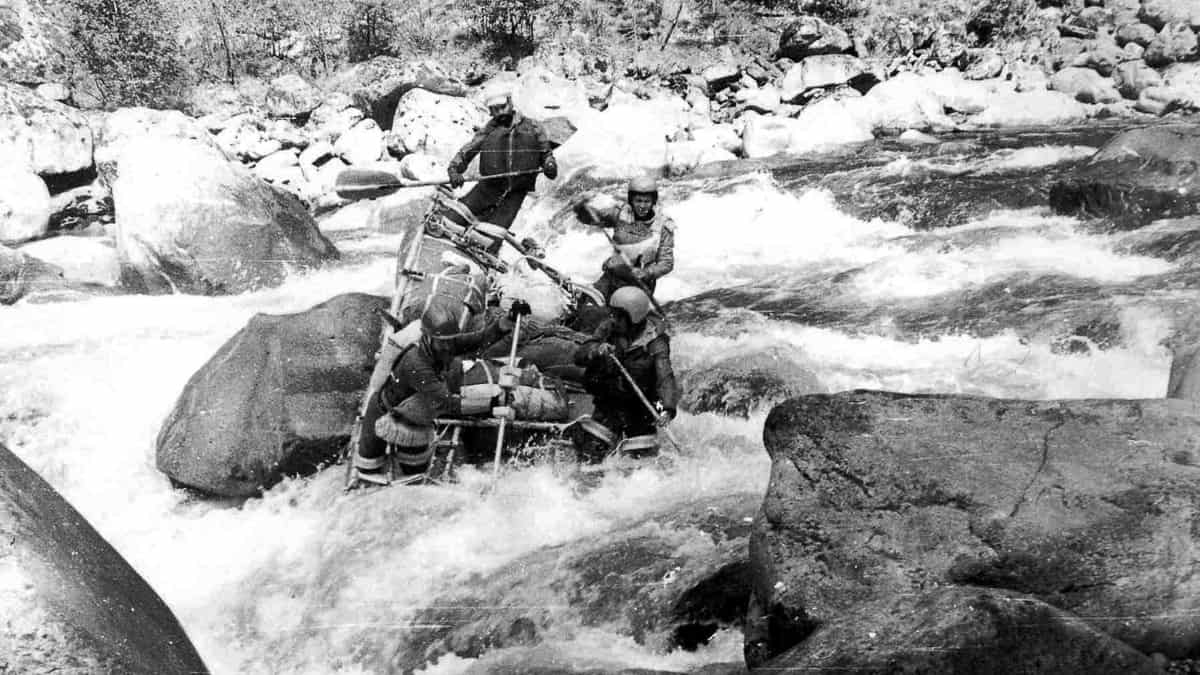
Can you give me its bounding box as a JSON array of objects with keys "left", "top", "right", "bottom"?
[
  {"left": 570, "top": 286, "right": 679, "bottom": 463},
  {"left": 574, "top": 175, "right": 676, "bottom": 301},
  {"left": 444, "top": 92, "right": 558, "bottom": 249},
  {"left": 352, "top": 299, "right": 533, "bottom": 485}
]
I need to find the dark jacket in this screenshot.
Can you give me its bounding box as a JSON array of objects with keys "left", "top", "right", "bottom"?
[
  {"left": 574, "top": 315, "right": 679, "bottom": 412},
  {"left": 448, "top": 114, "right": 555, "bottom": 197},
  {"left": 382, "top": 321, "right": 507, "bottom": 425}
]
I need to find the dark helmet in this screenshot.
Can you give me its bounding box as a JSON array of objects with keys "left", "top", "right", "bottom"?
[
  {"left": 420, "top": 304, "right": 460, "bottom": 339},
  {"left": 627, "top": 176, "right": 659, "bottom": 205}
]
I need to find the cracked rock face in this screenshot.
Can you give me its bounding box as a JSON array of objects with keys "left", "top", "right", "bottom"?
[{"left": 747, "top": 391, "right": 1200, "bottom": 665}]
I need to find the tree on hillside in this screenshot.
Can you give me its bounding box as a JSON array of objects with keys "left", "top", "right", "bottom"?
[{"left": 59, "top": 0, "right": 186, "bottom": 108}]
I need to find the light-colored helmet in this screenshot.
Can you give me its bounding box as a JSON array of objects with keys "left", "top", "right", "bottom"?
[
  {"left": 609, "top": 286, "right": 651, "bottom": 324},
  {"left": 484, "top": 91, "right": 513, "bottom": 112},
  {"left": 627, "top": 176, "right": 659, "bottom": 204}
]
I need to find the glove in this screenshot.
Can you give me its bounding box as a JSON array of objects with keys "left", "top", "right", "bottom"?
[
  {"left": 542, "top": 155, "right": 558, "bottom": 180},
  {"left": 508, "top": 299, "right": 532, "bottom": 321},
  {"left": 447, "top": 167, "right": 465, "bottom": 188},
  {"left": 592, "top": 342, "right": 616, "bottom": 361},
  {"left": 657, "top": 406, "right": 676, "bottom": 426},
  {"left": 520, "top": 237, "right": 545, "bottom": 259}
]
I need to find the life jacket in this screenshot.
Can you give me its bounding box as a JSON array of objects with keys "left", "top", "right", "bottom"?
[
  {"left": 610, "top": 204, "right": 672, "bottom": 269},
  {"left": 476, "top": 115, "right": 546, "bottom": 194}
]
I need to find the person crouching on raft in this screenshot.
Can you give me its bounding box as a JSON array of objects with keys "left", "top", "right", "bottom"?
[
  {"left": 574, "top": 176, "right": 675, "bottom": 301},
  {"left": 352, "top": 299, "right": 534, "bottom": 484},
  {"left": 570, "top": 286, "right": 679, "bottom": 463}
]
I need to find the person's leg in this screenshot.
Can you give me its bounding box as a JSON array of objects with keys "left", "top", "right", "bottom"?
[{"left": 617, "top": 404, "right": 660, "bottom": 459}]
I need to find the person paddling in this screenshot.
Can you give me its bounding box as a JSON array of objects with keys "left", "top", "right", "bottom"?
[
  {"left": 352, "top": 299, "right": 533, "bottom": 485},
  {"left": 444, "top": 92, "right": 558, "bottom": 252},
  {"left": 574, "top": 176, "right": 676, "bottom": 301},
  {"left": 569, "top": 286, "right": 679, "bottom": 463}
]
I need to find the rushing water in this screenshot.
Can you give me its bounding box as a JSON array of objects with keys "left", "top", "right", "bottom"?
[{"left": 0, "top": 127, "right": 1186, "bottom": 673}]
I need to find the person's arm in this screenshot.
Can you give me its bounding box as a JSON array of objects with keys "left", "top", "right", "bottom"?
[
  {"left": 440, "top": 319, "right": 507, "bottom": 356},
  {"left": 448, "top": 121, "right": 494, "bottom": 176},
  {"left": 574, "top": 320, "right": 616, "bottom": 366},
  {"left": 530, "top": 119, "right": 558, "bottom": 179},
  {"left": 639, "top": 219, "right": 675, "bottom": 282},
  {"left": 573, "top": 194, "right": 623, "bottom": 228},
  {"left": 649, "top": 336, "right": 679, "bottom": 416},
  {"left": 397, "top": 353, "right": 462, "bottom": 420}
]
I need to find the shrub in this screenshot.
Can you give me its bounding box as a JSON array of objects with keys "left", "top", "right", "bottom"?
[{"left": 58, "top": 0, "right": 186, "bottom": 108}]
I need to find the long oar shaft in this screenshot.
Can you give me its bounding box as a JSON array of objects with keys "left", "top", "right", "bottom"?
[
  {"left": 607, "top": 353, "right": 681, "bottom": 451},
  {"left": 336, "top": 168, "right": 543, "bottom": 198},
  {"left": 600, "top": 231, "right": 670, "bottom": 321}
]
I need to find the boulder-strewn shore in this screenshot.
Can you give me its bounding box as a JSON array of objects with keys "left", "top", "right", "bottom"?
[{"left": 2, "top": 0, "right": 1198, "bottom": 303}]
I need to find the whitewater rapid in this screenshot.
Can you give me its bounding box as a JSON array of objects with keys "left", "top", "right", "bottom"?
[{"left": 0, "top": 141, "right": 1179, "bottom": 673}]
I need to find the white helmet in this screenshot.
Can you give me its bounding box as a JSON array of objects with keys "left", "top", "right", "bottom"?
[{"left": 609, "top": 286, "right": 651, "bottom": 324}]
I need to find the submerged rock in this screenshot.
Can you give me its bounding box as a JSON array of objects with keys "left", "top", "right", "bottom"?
[
  {"left": 0, "top": 442, "right": 209, "bottom": 673},
  {"left": 749, "top": 391, "right": 1200, "bottom": 664},
  {"left": 156, "top": 293, "right": 386, "bottom": 497},
  {"left": 1049, "top": 124, "right": 1200, "bottom": 225},
  {"left": 393, "top": 495, "right": 758, "bottom": 672},
  {"left": 680, "top": 347, "right": 825, "bottom": 417}
]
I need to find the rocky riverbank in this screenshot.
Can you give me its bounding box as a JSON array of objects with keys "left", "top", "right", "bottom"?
[{"left": 3, "top": 0, "right": 1200, "bottom": 303}]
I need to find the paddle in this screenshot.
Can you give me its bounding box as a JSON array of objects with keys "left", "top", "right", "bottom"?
[
  {"left": 335, "top": 167, "right": 544, "bottom": 200},
  {"left": 598, "top": 229, "right": 671, "bottom": 323},
  {"left": 608, "top": 353, "right": 681, "bottom": 452}
]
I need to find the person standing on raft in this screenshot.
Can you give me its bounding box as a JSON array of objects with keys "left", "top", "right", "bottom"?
[
  {"left": 444, "top": 92, "right": 558, "bottom": 250},
  {"left": 570, "top": 286, "right": 679, "bottom": 463},
  {"left": 352, "top": 300, "right": 533, "bottom": 485},
  {"left": 574, "top": 175, "right": 676, "bottom": 301}
]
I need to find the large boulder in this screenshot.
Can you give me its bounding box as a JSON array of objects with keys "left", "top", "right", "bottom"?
[
  {"left": 779, "top": 55, "right": 869, "bottom": 103},
  {"left": 18, "top": 235, "right": 120, "bottom": 286},
  {"left": 0, "top": 165, "right": 50, "bottom": 243},
  {"left": 0, "top": 0, "right": 69, "bottom": 84},
  {"left": 0, "top": 81, "right": 91, "bottom": 175},
  {"left": 1113, "top": 60, "right": 1165, "bottom": 99},
  {"left": 390, "top": 89, "right": 486, "bottom": 163},
  {"left": 0, "top": 243, "right": 66, "bottom": 304},
  {"left": 970, "top": 90, "right": 1089, "bottom": 127},
  {"left": 1144, "top": 23, "right": 1199, "bottom": 67},
  {"left": 1139, "top": 0, "right": 1200, "bottom": 30},
  {"left": 93, "top": 107, "right": 219, "bottom": 186},
  {"left": 264, "top": 73, "right": 321, "bottom": 118},
  {"left": 1164, "top": 62, "right": 1200, "bottom": 105},
  {"left": 552, "top": 103, "right": 675, "bottom": 181},
  {"left": 325, "top": 57, "right": 465, "bottom": 129},
  {"left": 749, "top": 391, "right": 1200, "bottom": 663},
  {"left": 0, "top": 442, "right": 209, "bottom": 673},
  {"left": 1116, "top": 22, "right": 1160, "bottom": 48},
  {"left": 777, "top": 16, "right": 853, "bottom": 60},
  {"left": 505, "top": 67, "right": 592, "bottom": 123},
  {"left": 1049, "top": 124, "right": 1200, "bottom": 224},
  {"left": 112, "top": 137, "right": 338, "bottom": 294},
  {"left": 333, "top": 118, "right": 384, "bottom": 165},
  {"left": 757, "top": 587, "right": 1159, "bottom": 673},
  {"left": 305, "top": 92, "right": 365, "bottom": 144},
  {"left": 1049, "top": 67, "right": 1122, "bottom": 103},
  {"left": 157, "top": 293, "right": 387, "bottom": 497},
  {"left": 861, "top": 73, "right": 955, "bottom": 131}
]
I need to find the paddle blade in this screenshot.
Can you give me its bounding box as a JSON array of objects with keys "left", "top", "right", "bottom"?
[{"left": 334, "top": 168, "right": 406, "bottom": 200}]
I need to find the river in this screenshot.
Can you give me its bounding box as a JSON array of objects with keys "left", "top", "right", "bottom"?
[{"left": 0, "top": 125, "right": 1184, "bottom": 673}]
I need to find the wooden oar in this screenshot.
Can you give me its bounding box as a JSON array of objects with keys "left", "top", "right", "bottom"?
[
  {"left": 608, "top": 353, "right": 681, "bottom": 452},
  {"left": 599, "top": 229, "right": 671, "bottom": 323},
  {"left": 335, "top": 167, "right": 543, "bottom": 200}
]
